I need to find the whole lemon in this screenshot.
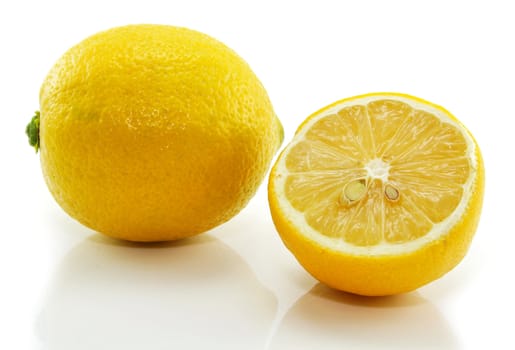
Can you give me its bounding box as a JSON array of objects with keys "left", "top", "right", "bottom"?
[{"left": 29, "top": 24, "right": 283, "bottom": 241}]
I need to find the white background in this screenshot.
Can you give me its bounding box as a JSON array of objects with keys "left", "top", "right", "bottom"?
[{"left": 1, "top": 0, "right": 513, "bottom": 349}]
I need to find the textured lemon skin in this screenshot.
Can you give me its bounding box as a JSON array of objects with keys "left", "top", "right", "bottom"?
[
  {"left": 268, "top": 93, "right": 484, "bottom": 296},
  {"left": 39, "top": 24, "right": 283, "bottom": 241}
]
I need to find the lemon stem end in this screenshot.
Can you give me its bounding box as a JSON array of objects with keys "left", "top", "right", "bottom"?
[
  {"left": 276, "top": 116, "right": 284, "bottom": 151},
  {"left": 26, "top": 111, "right": 40, "bottom": 153}
]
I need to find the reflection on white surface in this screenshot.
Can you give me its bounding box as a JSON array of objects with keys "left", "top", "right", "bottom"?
[
  {"left": 36, "top": 234, "right": 277, "bottom": 350},
  {"left": 269, "top": 284, "right": 460, "bottom": 350}
]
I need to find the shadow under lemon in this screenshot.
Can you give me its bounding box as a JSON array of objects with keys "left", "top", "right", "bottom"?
[
  {"left": 269, "top": 283, "right": 460, "bottom": 350},
  {"left": 36, "top": 234, "right": 277, "bottom": 350}
]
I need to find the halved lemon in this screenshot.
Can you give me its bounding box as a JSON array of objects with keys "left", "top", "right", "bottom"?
[{"left": 268, "top": 93, "right": 484, "bottom": 296}]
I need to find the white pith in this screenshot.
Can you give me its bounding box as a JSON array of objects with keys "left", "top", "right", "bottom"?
[
  {"left": 365, "top": 158, "right": 390, "bottom": 181},
  {"left": 273, "top": 94, "right": 478, "bottom": 256}
]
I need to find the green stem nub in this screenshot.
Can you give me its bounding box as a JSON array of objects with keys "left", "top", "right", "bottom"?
[{"left": 26, "top": 111, "right": 40, "bottom": 153}]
